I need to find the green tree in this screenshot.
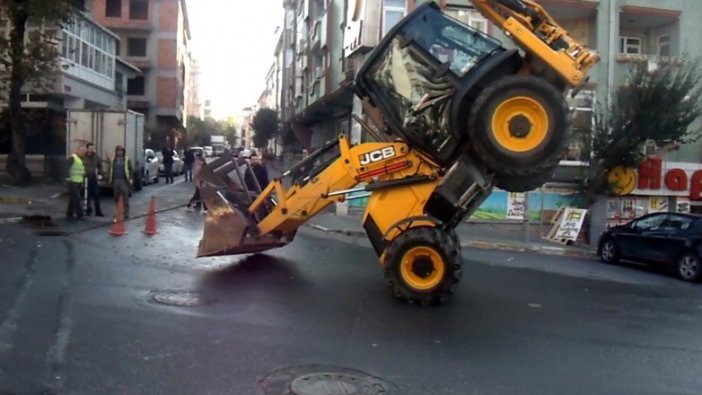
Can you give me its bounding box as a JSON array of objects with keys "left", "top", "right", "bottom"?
[
  {"left": 0, "top": 0, "right": 81, "bottom": 185},
  {"left": 185, "top": 116, "right": 239, "bottom": 148},
  {"left": 251, "top": 108, "right": 279, "bottom": 149},
  {"left": 581, "top": 58, "right": 702, "bottom": 203}
]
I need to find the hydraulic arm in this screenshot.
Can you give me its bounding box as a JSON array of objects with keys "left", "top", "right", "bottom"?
[{"left": 473, "top": 0, "right": 600, "bottom": 87}]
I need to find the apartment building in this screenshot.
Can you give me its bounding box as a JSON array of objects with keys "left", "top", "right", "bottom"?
[
  {"left": 186, "top": 57, "right": 203, "bottom": 120},
  {"left": 92, "top": 0, "right": 193, "bottom": 140},
  {"left": 0, "top": 3, "right": 140, "bottom": 162}
]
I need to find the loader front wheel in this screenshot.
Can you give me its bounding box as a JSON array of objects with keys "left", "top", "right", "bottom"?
[
  {"left": 468, "top": 75, "right": 569, "bottom": 177},
  {"left": 383, "top": 227, "right": 461, "bottom": 305}
]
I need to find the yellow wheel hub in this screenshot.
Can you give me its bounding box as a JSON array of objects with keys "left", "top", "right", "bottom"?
[
  {"left": 400, "top": 246, "right": 445, "bottom": 291},
  {"left": 491, "top": 96, "right": 549, "bottom": 153}
]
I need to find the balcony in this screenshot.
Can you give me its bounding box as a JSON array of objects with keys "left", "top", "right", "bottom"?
[
  {"left": 616, "top": 5, "right": 681, "bottom": 77},
  {"left": 309, "top": 11, "right": 327, "bottom": 51}
]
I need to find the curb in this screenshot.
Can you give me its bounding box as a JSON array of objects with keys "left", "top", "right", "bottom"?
[
  {"left": 460, "top": 240, "right": 596, "bottom": 258},
  {"left": 306, "top": 224, "right": 596, "bottom": 258}
]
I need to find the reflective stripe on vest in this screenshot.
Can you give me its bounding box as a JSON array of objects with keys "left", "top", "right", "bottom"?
[{"left": 67, "top": 154, "right": 85, "bottom": 183}]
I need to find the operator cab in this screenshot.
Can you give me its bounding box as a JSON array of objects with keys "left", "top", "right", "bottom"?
[{"left": 355, "top": 2, "right": 507, "bottom": 165}]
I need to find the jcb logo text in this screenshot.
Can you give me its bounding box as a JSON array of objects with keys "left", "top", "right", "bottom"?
[{"left": 359, "top": 147, "right": 396, "bottom": 165}]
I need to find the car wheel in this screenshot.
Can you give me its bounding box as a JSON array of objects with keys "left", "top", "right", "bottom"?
[
  {"left": 599, "top": 238, "right": 618, "bottom": 264},
  {"left": 676, "top": 253, "right": 702, "bottom": 282}
]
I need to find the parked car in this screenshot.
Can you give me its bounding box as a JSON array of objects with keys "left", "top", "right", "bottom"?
[
  {"left": 156, "top": 149, "right": 184, "bottom": 176},
  {"left": 190, "top": 146, "right": 204, "bottom": 158},
  {"left": 598, "top": 212, "right": 702, "bottom": 282},
  {"left": 143, "top": 149, "right": 160, "bottom": 185}
]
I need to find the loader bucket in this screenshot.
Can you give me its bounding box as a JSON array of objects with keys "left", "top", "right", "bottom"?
[{"left": 195, "top": 152, "right": 288, "bottom": 257}]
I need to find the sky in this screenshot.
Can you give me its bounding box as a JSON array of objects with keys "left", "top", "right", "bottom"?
[{"left": 186, "top": 0, "right": 284, "bottom": 120}]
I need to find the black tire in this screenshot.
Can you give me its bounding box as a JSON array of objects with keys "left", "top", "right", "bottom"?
[
  {"left": 382, "top": 227, "right": 461, "bottom": 305},
  {"left": 599, "top": 238, "right": 619, "bottom": 264},
  {"left": 495, "top": 167, "right": 555, "bottom": 192},
  {"left": 676, "top": 253, "right": 701, "bottom": 282},
  {"left": 468, "top": 75, "right": 569, "bottom": 178}
]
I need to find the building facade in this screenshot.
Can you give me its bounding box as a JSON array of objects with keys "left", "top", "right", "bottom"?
[{"left": 92, "top": 0, "right": 193, "bottom": 140}]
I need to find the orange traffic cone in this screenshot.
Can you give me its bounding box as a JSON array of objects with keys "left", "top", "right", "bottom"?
[
  {"left": 109, "top": 196, "right": 126, "bottom": 236},
  {"left": 143, "top": 196, "right": 158, "bottom": 235}
]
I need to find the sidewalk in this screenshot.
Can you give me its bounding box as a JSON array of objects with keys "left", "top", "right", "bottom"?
[
  {"left": 305, "top": 211, "right": 596, "bottom": 259},
  {"left": 0, "top": 182, "right": 66, "bottom": 222}
]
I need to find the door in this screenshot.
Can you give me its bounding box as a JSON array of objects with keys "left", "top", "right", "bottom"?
[
  {"left": 654, "top": 214, "right": 695, "bottom": 265},
  {"left": 617, "top": 213, "right": 669, "bottom": 261}
]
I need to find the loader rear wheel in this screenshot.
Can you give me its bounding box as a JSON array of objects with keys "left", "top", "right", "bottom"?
[
  {"left": 383, "top": 227, "right": 461, "bottom": 305},
  {"left": 468, "top": 75, "right": 569, "bottom": 177}
]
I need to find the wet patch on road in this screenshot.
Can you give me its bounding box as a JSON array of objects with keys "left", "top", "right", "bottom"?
[
  {"left": 149, "top": 290, "right": 217, "bottom": 307},
  {"left": 260, "top": 365, "right": 392, "bottom": 395},
  {"left": 21, "top": 215, "right": 68, "bottom": 236}
]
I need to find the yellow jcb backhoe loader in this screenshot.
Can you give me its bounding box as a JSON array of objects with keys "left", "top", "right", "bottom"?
[{"left": 196, "top": 0, "right": 599, "bottom": 304}]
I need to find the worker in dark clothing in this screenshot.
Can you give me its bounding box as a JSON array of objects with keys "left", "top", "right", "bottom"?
[
  {"left": 109, "top": 145, "right": 133, "bottom": 219},
  {"left": 66, "top": 144, "right": 87, "bottom": 220},
  {"left": 83, "top": 142, "right": 104, "bottom": 217},
  {"left": 183, "top": 148, "right": 195, "bottom": 182},
  {"left": 245, "top": 152, "right": 270, "bottom": 191},
  {"left": 162, "top": 146, "right": 175, "bottom": 184}
]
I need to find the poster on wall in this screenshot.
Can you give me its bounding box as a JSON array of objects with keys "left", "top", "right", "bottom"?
[
  {"left": 677, "top": 198, "right": 691, "bottom": 213},
  {"left": 648, "top": 196, "right": 668, "bottom": 213},
  {"left": 621, "top": 198, "right": 636, "bottom": 219},
  {"left": 635, "top": 198, "right": 648, "bottom": 218},
  {"left": 506, "top": 193, "right": 526, "bottom": 220},
  {"left": 606, "top": 199, "right": 622, "bottom": 219},
  {"left": 554, "top": 208, "right": 588, "bottom": 241}
]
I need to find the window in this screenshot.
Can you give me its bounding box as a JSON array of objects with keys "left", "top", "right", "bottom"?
[
  {"left": 382, "top": 0, "right": 406, "bottom": 36},
  {"left": 127, "top": 37, "right": 146, "bottom": 56},
  {"left": 127, "top": 76, "right": 145, "bottom": 95},
  {"left": 619, "top": 36, "right": 641, "bottom": 55},
  {"left": 633, "top": 214, "right": 668, "bottom": 231},
  {"left": 658, "top": 34, "right": 671, "bottom": 57},
  {"left": 106, "top": 0, "right": 122, "bottom": 18},
  {"left": 129, "top": 0, "right": 148, "bottom": 20},
  {"left": 445, "top": 7, "right": 488, "bottom": 34},
  {"left": 664, "top": 215, "right": 693, "bottom": 231}
]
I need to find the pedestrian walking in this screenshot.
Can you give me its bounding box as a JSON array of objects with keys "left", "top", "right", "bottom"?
[
  {"left": 186, "top": 152, "right": 208, "bottom": 214},
  {"left": 183, "top": 148, "right": 194, "bottom": 182},
  {"left": 162, "top": 146, "right": 175, "bottom": 184},
  {"left": 66, "top": 144, "right": 87, "bottom": 220},
  {"left": 109, "top": 145, "right": 133, "bottom": 219},
  {"left": 83, "top": 142, "right": 104, "bottom": 217}
]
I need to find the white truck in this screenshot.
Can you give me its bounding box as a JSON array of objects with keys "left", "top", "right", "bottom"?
[
  {"left": 66, "top": 109, "right": 146, "bottom": 191},
  {"left": 211, "top": 135, "right": 226, "bottom": 156}
]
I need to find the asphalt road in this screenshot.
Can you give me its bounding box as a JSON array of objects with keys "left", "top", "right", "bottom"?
[{"left": 1, "top": 181, "right": 701, "bottom": 395}]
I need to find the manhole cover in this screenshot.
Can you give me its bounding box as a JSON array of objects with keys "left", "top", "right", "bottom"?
[
  {"left": 260, "top": 365, "right": 391, "bottom": 395},
  {"left": 289, "top": 372, "right": 387, "bottom": 395},
  {"left": 150, "top": 291, "right": 215, "bottom": 307}
]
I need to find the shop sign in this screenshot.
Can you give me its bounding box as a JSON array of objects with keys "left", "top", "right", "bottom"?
[{"left": 608, "top": 158, "right": 702, "bottom": 200}]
